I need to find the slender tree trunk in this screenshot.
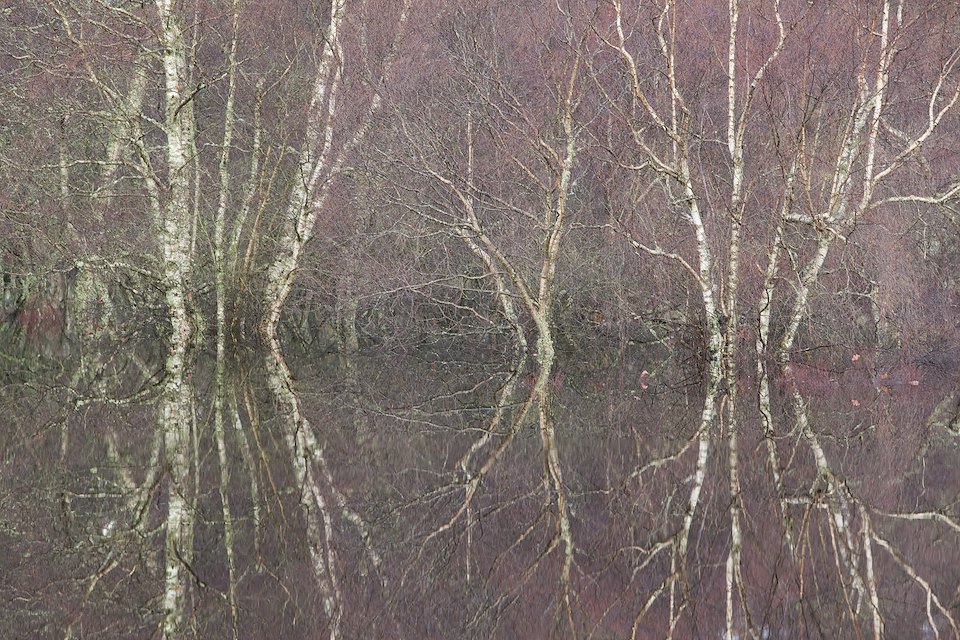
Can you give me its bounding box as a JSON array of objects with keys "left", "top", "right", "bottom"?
[
  {"left": 756, "top": 161, "right": 798, "bottom": 558},
  {"left": 260, "top": 0, "right": 346, "bottom": 343},
  {"left": 264, "top": 347, "right": 343, "bottom": 637},
  {"left": 213, "top": 4, "right": 242, "bottom": 634},
  {"left": 263, "top": 345, "right": 381, "bottom": 637},
  {"left": 154, "top": 2, "right": 197, "bottom": 636},
  {"left": 259, "top": 0, "right": 411, "bottom": 343}
]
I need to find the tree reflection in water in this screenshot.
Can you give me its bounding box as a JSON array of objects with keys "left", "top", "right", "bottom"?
[{"left": 1, "top": 335, "right": 958, "bottom": 639}]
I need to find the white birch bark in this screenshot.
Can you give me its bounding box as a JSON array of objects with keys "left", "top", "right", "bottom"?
[
  {"left": 211, "top": 9, "right": 242, "bottom": 629},
  {"left": 777, "top": 1, "right": 899, "bottom": 362},
  {"left": 153, "top": 2, "right": 198, "bottom": 636},
  {"left": 794, "top": 392, "right": 868, "bottom": 616},
  {"left": 405, "top": 50, "right": 581, "bottom": 630},
  {"left": 230, "top": 386, "right": 263, "bottom": 560},
  {"left": 260, "top": 0, "right": 412, "bottom": 342},
  {"left": 610, "top": 3, "right": 722, "bottom": 612},
  {"left": 860, "top": 507, "right": 884, "bottom": 640},
  {"left": 757, "top": 161, "right": 799, "bottom": 560},
  {"left": 260, "top": 0, "right": 346, "bottom": 340},
  {"left": 265, "top": 348, "right": 341, "bottom": 633},
  {"left": 265, "top": 345, "right": 392, "bottom": 638},
  {"left": 465, "top": 111, "right": 528, "bottom": 357},
  {"left": 722, "top": 6, "right": 789, "bottom": 629},
  {"left": 609, "top": 3, "right": 793, "bottom": 627}
]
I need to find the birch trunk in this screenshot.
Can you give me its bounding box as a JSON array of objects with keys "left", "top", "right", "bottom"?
[
  {"left": 213, "top": 4, "right": 242, "bottom": 632},
  {"left": 756, "top": 162, "right": 799, "bottom": 558},
  {"left": 264, "top": 345, "right": 380, "bottom": 637},
  {"left": 406, "top": 53, "right": 581, "bottom": 630},
  {"left": 265, "top": 348, "right": 342, "bottom": 636},
  {"left": 259, "top": 0, "right": 411, "bottom": 342},
  {"left": 777, "top": 1, "right": 898, "bottom": 363},
  {"left": 610, "top": 3, "right": 723, "bottom": 611},
  {"left": 260, "top": 0, "right": 346, "bottom": 342},
  {"left": 154, "top": 2, "right": 198, "bottom": 636}
]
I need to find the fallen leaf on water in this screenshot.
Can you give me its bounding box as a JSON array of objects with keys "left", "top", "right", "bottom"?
[{"left": 639, "top": 370, "right": 650, "bottom": 389}]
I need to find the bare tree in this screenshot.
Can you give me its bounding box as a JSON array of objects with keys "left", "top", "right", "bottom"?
[{"left": 259, "top": 0, "right": 412, "bottom": 346}]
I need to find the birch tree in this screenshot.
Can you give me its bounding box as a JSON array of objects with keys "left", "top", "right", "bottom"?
[
  {"left": 259, "top": 0, "right": 411, "bottom": 345},
  {"left": 598, "top": 0, "right": 960, "bottom": 634},
  {"left": 385, "top": 3, "right": 595, "bottom": 631},
  {"left": 597, "top": 2, "right": 792, "bottom": 629},
  {"left": 147, "top": 2, "right": 199, "bottom": 635}
]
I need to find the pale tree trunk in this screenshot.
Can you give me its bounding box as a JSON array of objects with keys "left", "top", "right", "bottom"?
[
  {"left": 794, "top": 392, "right": 869, "bottom": 619},
  {"left": 611, "top": 5, "right": 724, "bottom": 624},
  {"left": 604, "top": 0, "right": 956, "bottom": 633},
  {"left": 722, "top": 3, "right": 744, "bottom": 630},
  {"left": 153, "top": 1, "right": 198, "bottom": 636},
  {"left": 260, "top": 0, "right": 346, "bottom": 342},
  {"left": 610, "top": 3, "right": 722, "bottom": 618},
  {"left": 777, "top": 0, "right": 902, "bottom": 363},
  {"left": 264, "top": 349, "right": 342, "bottom": 637},
  {"left": 453, "top": 109, "right": 531, "bottom": 578},
  {"left": 753, "top": 6, "right": 892, "bottom": 632},
  {"left": 465, "top": 83, "right": 580, "bottom": 634},
  {"left": 212, "top": 2, "right": 242, "bottom": 634},
  {"left": 465, "top": 110, "right": 528, "bottom": 358},
  {"left": 674, "top": 159, "right": 721, "bottom": 604},
  {"left": 98, "top": 50, "right": 151, "bottom": 207},
  {"left": 757, "top": 9, "right": 960, "bottom": 634},
  {"left": 260, "top": 0, "right": 411, "bottom": 344},
  {"left": 533, "top": 90, "right": 578, "bottom": 633},
  {"left": 608, "top": 2, "right": 792, "bottom": 629},
  {"left": 43, "top": 17, "right": 194, "bottom": 605},
  {"left": 720, "top": 3, "right": 788, "bottom": 633},
  {"left": 462, "top": 143, "right": 579, "bottom": 633},
  {"left": 232, "top": 384, "right": 264, "bottom": 561},
  {"left": 756, "top": 161, "right": 798, "bottom": 559},
  {"left": 264, "top": 346, "right": 383, "bottom": 638},
  {"left": 407, "top": 51, "right": 581, "bottom": 632},
  {"left": 104, "top": 428, "right": 163, "bottom": 566}
]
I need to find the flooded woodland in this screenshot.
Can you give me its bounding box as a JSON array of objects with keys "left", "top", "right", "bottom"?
[
  {"left": 2, "top": 1, "right": 960, "bottom": 638},
  {"left": 3, "top": 319, "right": 960, "bottom": 639}
]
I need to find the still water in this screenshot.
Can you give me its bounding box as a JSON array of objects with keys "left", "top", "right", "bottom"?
[{"left": 1, "top": 333, "right": 958, "bottom": 639}]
